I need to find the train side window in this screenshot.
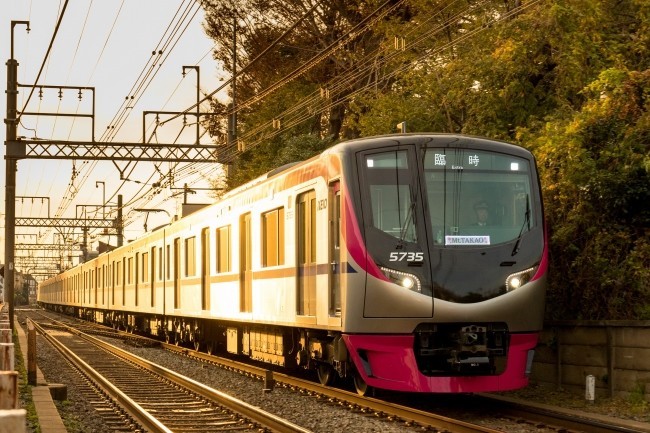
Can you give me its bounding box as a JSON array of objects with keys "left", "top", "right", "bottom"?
[
  {"left": 121, "top": 258, "right": 126, "bottom": 306},
  {"left": 166, "top": 245, "right": 171, "bottom": 280},
  {"left": 262, "top": 207, "right": 285, "bottom": 267},
  {"left": 127, "top": 257, "right": 133, "bottom": 284},
  {"left": 216, "top": 225, "right": 231, "bottom": 273},
  {"left": 185, "top": 236, "right": 196, "bottom": 277},
  {"left": 135, "top": 252, "right": 139, "bottom": 306},
  {"left": 158, "top": 247, "right": 163, "bottom": 281},
  {"left": 112, "top": 261, "right": 116, "bottom": 305},
  {"left": 142, "top": 252, "right": 149, "bottom": 282}
]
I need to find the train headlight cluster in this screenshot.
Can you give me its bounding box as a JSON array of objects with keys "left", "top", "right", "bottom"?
[
  {"left": 505, "top": 266, "right": 536, "bottom": 291},
  {"left": 380, "top": 267, "right": 422, "bottom": 293}
]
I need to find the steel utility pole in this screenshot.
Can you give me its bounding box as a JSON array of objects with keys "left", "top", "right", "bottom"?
[
  {"left": 228, "top": 14, "right": 237, "bottom": 148},
  {"left": 4, "top": 20, "right": 29, "bottom": 329},
  {"left": 4, "top": 22, "right": 221, "bottom": 329},
  {"left": 182, "top": 66, "right": 200, "bottom": 145}
]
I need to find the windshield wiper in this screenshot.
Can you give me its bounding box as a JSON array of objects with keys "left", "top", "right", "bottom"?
[
  {"left": 398, "top": 200, "right": 416, "bottom": 246},
  {"left": 511, "top": 195, "right": 530, "bottom": 256}
]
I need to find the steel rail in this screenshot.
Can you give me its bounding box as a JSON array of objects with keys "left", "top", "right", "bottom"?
[
  {"left": 477, "top": 394, "right": 650, "bottom": 433},
  {"left": 162, "top": 343, "right": 502, "bottom": 433},
  {"left": 36, "top": 316, "right": 313, "bottom": 433},
  {"left": 30, "top": 319, "right": 172, "bottom": 433}
]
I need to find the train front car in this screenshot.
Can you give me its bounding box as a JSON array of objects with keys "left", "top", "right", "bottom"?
[{"left": 341, "top": 134, "right": 547, "bottom": 394}]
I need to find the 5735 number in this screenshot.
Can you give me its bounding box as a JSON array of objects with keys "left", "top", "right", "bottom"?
[{"left": 389, "top": 252, "right": 424, "bottom": 262}]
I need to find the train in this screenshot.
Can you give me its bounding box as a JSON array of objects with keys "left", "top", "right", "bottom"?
[{"left": 39, "top": 133, "right": 547, "bottom": 395}]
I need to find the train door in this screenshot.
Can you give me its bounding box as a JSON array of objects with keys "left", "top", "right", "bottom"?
[
  {"left": 297, "top": 190, "right": 317, "bottom": 316},
  {"left": 174, "top": 238, "right": 181, "bottom": 309},
  {"left": 111, "top": 261, "right": 115, "bottom": 306},
  {"left": 121, "top": 258, "right": 126, "bottom": 306},
  {"left": 100, "top": 266, "right": 105, "bottom": 306},
  {"left": 135, "top": 252, "right": 139, "bottom": 306},
  {"left": 92, "top": 269, "right": 97, "bottom": 305},
  {"left": 329, "top": 181, "right": 341, "bottom": 317},
  {"left": 150, "top": 247, "right": 156, "bottom": 308},
  {"left": 239, "top": 213, "right": 252, "bottom": 313},
  {"left": 357, "top": 146, "right": 433, "bottom": 317},
  {"left": 201, "top": 228, "right": 210, "bottom": 311}
]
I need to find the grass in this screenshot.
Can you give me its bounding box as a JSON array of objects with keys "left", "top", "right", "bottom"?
[
  {"left": 504, "top": 381, "right": 650, "bottom": 423},
  {"left": 13, "top": 327, "right": 41, "bottom": 433}
]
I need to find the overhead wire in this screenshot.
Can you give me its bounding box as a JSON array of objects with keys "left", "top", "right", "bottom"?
[
  {"left": 214, "top": 0, "right": 457, "bottom": 160},
  {"left": 50, "top": 0, "right": 202, "bottom": 225},
  {"left": 100, "top": 0, "right": 199, "bottom": 142},
  {"left": 39, "top": 0, "right": 536, "bottom": 248},
  {"left": 42, "top": 0, "right": 125, "bottom": 225},
  {"left": 17, "top": 0, "right": 70, "bottom": 125},
  {"left": 34, "top": 0, "right": 202, "bottom": 244},
  {"left": 215, "top": 0, "right": 540, "bottom": 162},
  {"left": 159, "top": 0, "right": 324, "bottom": 126}
]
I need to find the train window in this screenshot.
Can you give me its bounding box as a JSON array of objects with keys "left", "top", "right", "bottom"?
[
  {"left": 216, "top": 225, "right": 231, "bottom": 273},
  {"left": 166, "top": 245, "right": 171, "bottom": 279},
  {"left": 201, "top": 228, "right": 210, "bottom": 310},
  {"left": 142, "top": 252, "right": 149, "bottom": 282},
  {"left": 174, "top": 238, "right": 181, "bottom": 309},
  {"left": 111, "top": 261, "right": 116, "bottom": 305},
  {"left": 297, "top": 190, "right": 317, "bottom": 316},
  {"left": 364, "top": 150, "right": 417, "bottom": 242},
  {"left": 120, "top": 259, "right": 124, "bottom": 305},
  {"left": 262, "top": 207, "right": 285, "bottom": 267},
  {"left": 151, "top": 247, "right": 156, "bottom": 308},
  {"left": 135, "top": 252, "right": 139, "bottom": 306},
  {"left": 424, "top": 149, "right": 534, "bottom": 246},
  {"left": 158, "top": 247, "right": 163, "bottom": 281},
  {"left": 127, "top": 257, "right": 133, "bottom": 284},
  {"left": 185, "top": 236, "right": 196, "bottom": 276}
]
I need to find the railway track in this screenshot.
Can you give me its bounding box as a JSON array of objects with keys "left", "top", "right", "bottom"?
[
  {"left": 161, "top": 343, "right": 506, "bottom": 433},
  {"left": 25, "top": 309, "right": 650, "bottom": 433},
  {"left": 164, "top": 343, "right": 648, "bottom": 433},
  {"left": 27, "top": 313, "right": 312, "bottom": 433}
]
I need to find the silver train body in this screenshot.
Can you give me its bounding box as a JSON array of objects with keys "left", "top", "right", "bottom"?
[{"left": 39, "top": 134, "right": 547, "bottom": 394}]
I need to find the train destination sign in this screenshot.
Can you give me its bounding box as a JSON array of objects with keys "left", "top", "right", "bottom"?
[{"left": 445, "top": 235, "right": 491, "bottom": 245}]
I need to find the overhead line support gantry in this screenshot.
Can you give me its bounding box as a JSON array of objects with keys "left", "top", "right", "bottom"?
[{"left": 4, "top": 21, "right": 223, "bottom": 329}]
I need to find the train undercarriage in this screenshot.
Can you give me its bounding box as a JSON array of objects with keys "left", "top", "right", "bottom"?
[
  {"left": 47, "top": 304, "right": 513, "bottom": 395},
  {"left": 48, "top": 304, "right": 358, "bottom": 390}
]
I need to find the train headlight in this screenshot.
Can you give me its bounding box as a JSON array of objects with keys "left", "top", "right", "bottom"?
[
  {"left": 505, "top": 267, "right": 536, "bottom": 291},
  {"left": 380, "top": 267, "right": 422, "bottom": 293}
]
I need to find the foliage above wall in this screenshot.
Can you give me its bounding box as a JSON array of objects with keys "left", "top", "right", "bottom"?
[{"left": 203, "top": 0, "right": 650, "bottom": 319}]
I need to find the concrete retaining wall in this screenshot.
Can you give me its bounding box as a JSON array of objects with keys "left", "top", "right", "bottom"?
[{"left": 531, "top": 321, "right": 650, "bottom": 400}]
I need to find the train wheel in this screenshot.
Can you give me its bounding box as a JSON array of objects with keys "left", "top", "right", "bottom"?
[
  {"left": 317, "top": 364, "right": 336, "bottom": 386},
  {"left": 353, "top": 370, "right": 371, "bottom": 396}
]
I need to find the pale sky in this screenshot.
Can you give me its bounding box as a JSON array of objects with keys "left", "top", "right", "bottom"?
[{"left": 2, "top": 0, "right": 228, "bottom": 270}]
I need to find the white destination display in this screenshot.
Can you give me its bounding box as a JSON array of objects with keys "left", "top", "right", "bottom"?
[{"left": 445, "top": 235, "right": 491, "bottom": 246}]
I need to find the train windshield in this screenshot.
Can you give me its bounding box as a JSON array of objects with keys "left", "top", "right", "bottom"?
[
  {"left": 423, "top": 148, "right": 534, "bottom": 247},
  {"left": 364, "top": 150, "right": 417, "bottom": 243}
]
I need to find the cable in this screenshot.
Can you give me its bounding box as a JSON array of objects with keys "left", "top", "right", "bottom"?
[
  {"left": 17, "top": 0, "right": 70, "bottom": 124},
  {"left": 160, "top": 0, "right": 323, "bottom": 126},
  {"left": 48, "top": 1, "right": 202, "bottom": 231},
  {"left": 216, "top": 0, "right": 541, "bottom": 163}
]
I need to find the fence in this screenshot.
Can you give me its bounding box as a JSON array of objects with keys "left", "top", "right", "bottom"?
[
  {"left": 532, "top": 321, "right": 650, "bottom": 401},
  {"left": 0, "top": 304, "right": 26, "bottom": 433}
]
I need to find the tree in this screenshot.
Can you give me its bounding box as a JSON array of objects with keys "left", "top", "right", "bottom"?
[
  {"left": 346, "top": 0, "right": 650, "bottom": 319},
  {"left": 200, "top": 0, "right": 650, "bottom": 319},
  {"left": 202, "top": 0, "right": 388, "bottom": 149}
]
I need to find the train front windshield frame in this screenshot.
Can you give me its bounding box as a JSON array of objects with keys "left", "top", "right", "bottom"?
[
  {"left": 364, "top": 150, "right": 418, "bottom": 243},
  {"left": 423, "top": 148, "right": 535, "bottom": 248}
]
